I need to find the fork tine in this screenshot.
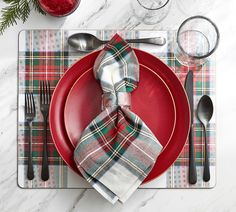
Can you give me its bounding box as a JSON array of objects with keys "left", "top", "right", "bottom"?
[
  {"left": 40, "top": 81, "right": 42, "bottom": 104},
  {"left": 25, "top": 92, "right": 28, "bottom": 114},
  {"left": 30, "top": 92, "right": 36, "bottom": 115},
  {"left": 43, "top": 81, "right": 46, "bottom": 104},
  {"left": 48, "top": 81, "right": 51, "bottom": 101},
  {"left": 45, "top": 80, "right": 48, "bottom": 104},
  {"left": 47, "top": 81, "right": 50, "bottom": 103},
  {"left": 29, "top": 92, "right": 32, "bottom": 113},
  {"left": 25, "top": 92, "right": 27, "bottom": 114},
  {"left": 27, "top": 92, "right": 30, "bottom": 113}
]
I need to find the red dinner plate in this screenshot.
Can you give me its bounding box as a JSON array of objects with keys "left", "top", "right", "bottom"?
[
  {"left": 64, "top": 65, "right": 176, "bottom": 150},
  {"left": 49, "top": 49, "right": 190, "bottom": 184}
]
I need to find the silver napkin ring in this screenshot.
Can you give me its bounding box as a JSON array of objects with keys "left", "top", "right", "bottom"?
[{"left": 102, "top": 92, "right": 131, "bottom": 110}]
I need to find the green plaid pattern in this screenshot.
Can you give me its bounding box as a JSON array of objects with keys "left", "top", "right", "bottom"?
[
  {"left": 74, "top": 34, "right": 163, "bottom": 203},
  {"left": 17, "top": 30, "right": 216, "bottom": 189}
]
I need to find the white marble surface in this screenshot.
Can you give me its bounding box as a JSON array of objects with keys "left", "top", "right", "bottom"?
[{"left": 0, "top": 0, "right": 236, "bottom": 211}]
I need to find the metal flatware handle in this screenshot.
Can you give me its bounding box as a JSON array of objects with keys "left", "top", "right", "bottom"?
[
  {"left": 203, "top": 126, "right": 210, "bottom": 182},
  {"left": 41, "top": 118, "right": 49, "bottom": 181},
  {"left": 27, "top": 162, "right": 34, "bottom": 180},
  {"left": 27, "top": 123, "right": 34, "bottom": 180},
  {"left": 189, "top": 126, "right": 197, "bottom": 184},
  {"left": 125, "top": 37, "right": 166, "bottom": 46},
  {"left": 103, "top": 37, "right": 166, "bottom": 46}
]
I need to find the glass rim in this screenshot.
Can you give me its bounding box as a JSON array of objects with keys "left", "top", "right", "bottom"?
[
  {"left": 137, "top": 0, "right": 170, "bottom": 11},
  {"left": 177, "top": 15, "right": 220, "bottom": 59}
]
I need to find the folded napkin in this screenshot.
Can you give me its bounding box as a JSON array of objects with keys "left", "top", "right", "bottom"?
[{"left": 74, "top": 34, "right": 163, "bottom": 204}]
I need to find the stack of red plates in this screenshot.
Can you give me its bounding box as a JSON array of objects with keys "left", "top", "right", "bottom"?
[{"left": 49, "top": 49, "right": 190, "bottom": 184}]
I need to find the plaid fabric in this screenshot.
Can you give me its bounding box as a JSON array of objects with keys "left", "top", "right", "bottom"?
[
  {"left": 17, "top": 30, "right": 216, "bottom": 189},
  {"left": 74, "top": 34, "right": 162, "bottom": 203}
]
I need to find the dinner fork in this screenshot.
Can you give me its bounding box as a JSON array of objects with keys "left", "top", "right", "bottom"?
[
  {"left": 40, "top": 81, "right": 51, "bottom": 181},
  {"left": 25, "top": 92, "right": 36, "bottom": 180}
]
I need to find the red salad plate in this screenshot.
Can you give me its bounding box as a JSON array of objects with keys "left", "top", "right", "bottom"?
[
  {"left": 64, "top": 65, "right": 176, "bottom": 150},
  {"left": 49, "top": 49, "right": 190, "bottom": 184}
]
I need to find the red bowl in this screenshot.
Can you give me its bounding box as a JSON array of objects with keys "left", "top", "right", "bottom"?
[{"left": 38, "top": 0, "right": 81, "bottom": 17}]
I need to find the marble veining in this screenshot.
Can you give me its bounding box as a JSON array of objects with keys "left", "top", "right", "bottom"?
[
  {"left": 69, "top": 190, "right": 87, "bottom": 211},
  {"left": 1, "top": 0, "right": 236, "bottom": 211}
]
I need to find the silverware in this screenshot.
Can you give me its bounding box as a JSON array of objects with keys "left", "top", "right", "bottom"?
[
  {"left": 197, "top": 95, "right": 214, "bottom": 182},
  {"left": 68, "top": 33, "right": 166, "bottom": 52},
  {"left": 184, "top": 71, "right": 197, "bottom": 184},
  {"left": 25, "top": 91, "right": 36, "bottom": 180},
  {"left": 40, "top": 81, "right": 51, "bottom": 181}
]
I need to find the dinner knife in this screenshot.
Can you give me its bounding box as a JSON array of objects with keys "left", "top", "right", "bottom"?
[{"left": 185, "top": 71, "right": 197, "bottom": 184}]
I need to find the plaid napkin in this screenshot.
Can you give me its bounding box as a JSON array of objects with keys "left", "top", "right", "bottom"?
[{"left": 74, "top": 34, "right": 163, "bottom": 203}]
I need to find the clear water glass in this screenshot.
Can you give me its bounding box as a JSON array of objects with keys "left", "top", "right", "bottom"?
[
  {"left": 176, "top": 16, "right": 220, "bottom": 67},
  {"left": 131, "top": 0, "right": 171, "bottom": 25}
]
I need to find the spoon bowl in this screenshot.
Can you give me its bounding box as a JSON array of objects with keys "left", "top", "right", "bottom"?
[
  {"left": 197, "top": 95, "right": 214, "bottom": 126},
  {"left": 68, "top": 33, "right": 103, "bottom": 52}
]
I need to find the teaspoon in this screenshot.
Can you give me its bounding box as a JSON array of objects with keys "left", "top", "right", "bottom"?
[
  {"left": 197, "top": 95, "right": 214, "bottom": 182},
  {"left": 68, "top": 33, "right": 166, "bottom": 52}
]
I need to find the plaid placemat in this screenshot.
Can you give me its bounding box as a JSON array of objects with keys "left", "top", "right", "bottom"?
[{"left": 17, "top": 30, "right": 216, "bottom": 189}]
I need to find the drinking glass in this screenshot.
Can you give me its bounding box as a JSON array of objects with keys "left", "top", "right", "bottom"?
[
  {"left": 131, "top": 0, "right": 171, "bottom": 25},
  {"left": 176, "top": 16, "right": 220, "bottom": 67}
]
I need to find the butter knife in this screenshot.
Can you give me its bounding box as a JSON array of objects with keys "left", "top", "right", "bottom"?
[{"left": 185, "top": 71, "right": 197, "bottom": 184}]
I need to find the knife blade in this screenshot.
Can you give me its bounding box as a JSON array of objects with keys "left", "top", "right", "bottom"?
[{"left": 184, "top": 70, "right": 197, "bottom": 184}]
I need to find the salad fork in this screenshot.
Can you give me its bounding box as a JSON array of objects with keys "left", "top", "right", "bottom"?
[
  {"left": 40, "top": 81, "right": 51, "bottom": 181},
  {"left": 25, "top": 91, "right": 36, "bottom": 180}
]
